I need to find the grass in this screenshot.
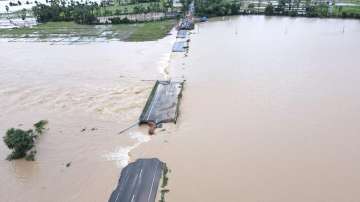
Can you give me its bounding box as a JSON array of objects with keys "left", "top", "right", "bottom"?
[
  {"left": 126, "top": 19, "right": 176, "bottom": 41},
  {"left": 0, "top": 19, "right": 177, "bottom": 42},
  {"left": 330, "top": 5, "right": 360, "bottom": 17}
]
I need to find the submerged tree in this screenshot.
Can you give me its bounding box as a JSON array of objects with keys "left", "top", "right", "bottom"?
[
  {"left": 3, "top": 120, "right": 48, "bottom": 161},
  {"left": 4, "top": 128, "right": 35, "bottom": 160}
]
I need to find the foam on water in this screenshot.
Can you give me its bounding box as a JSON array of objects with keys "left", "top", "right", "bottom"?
[
  {"left": 103, "top": 131, "right": 150, "bottom": 167},
  {"left": 157, "top": 52, "right": 172, "bottom": 80}
]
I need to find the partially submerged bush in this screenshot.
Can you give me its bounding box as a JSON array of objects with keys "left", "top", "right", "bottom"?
[
  {"left": 34, "top": 120, "right": 48, "bottom": 135},
  {"left": 3, "top": 120, "right": 48, "bottom": 161},
  {"left": 4, "top": 128, "right": 35, "bottom": 160}
]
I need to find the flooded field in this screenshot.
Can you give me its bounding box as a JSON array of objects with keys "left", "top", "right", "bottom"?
[
  {"left": 0, "top": 36, "right": 176, "bottom": 201},
  {"left": 1, "top": 15, "right": 360, "bottom": 202},
  {"left": 135, "top": 16, "right": 360, "bottom": 202}
]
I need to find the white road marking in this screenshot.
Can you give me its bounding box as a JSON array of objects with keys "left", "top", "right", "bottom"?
[
  {"left": 147, "top": 84, "right": 161, "bottom": 120},
  {"left": 115, "top": 192, "right": 120, "bottom": 202},
  {"left": 147, "top": 163, "right": 159, "bottom": 202}
]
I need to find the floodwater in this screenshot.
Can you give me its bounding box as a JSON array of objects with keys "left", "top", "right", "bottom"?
[
  {"left": 0, "top": 35, "right": 176, "bottom": 201},
  {"left": 134, "top": 16, "right": 360, "bottom": 202},
  {"left": 0, "top": 15, "right": 360, "bottom": 202}
]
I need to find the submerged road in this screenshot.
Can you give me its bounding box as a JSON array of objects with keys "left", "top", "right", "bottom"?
[
  {"left": 140, "top": 81, "right": 184, "bottom": 124},
  {"left": 109, "top": 159, "right": 164, "bottom": 202}
]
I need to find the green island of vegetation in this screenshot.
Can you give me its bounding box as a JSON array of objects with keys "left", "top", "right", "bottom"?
[{"left": 3, "top": 120, "right": 48, "bottom": 161}]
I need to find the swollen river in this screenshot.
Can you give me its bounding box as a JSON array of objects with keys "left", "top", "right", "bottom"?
[{"left": 1, "top": 16, "right": 360, "bottom": 202}]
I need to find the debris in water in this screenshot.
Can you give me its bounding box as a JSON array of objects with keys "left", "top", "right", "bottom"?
[{"left": 148, "top": 122, "right": 156, "bottom": 135}]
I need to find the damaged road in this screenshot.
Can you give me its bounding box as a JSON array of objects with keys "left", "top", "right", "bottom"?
[
  {"left": 108, "top": 158, "right": 164, "bottom": 202},
  {"left": 140, "top": 80, "right": 184, "bottom": 125}
]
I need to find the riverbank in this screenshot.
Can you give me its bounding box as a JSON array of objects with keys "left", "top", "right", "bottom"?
[{"left": 0, "top": 19, "right": 177, "bottom": 42}]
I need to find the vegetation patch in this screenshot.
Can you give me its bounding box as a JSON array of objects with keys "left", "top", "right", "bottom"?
[
  {"left": 125, "top": 19, "right": 176, "bottom": 41},
  {"left": 159, "top": 163, "right": 171, "bottom": 202},
  {"left": 3, "top": 120, "right": 48, "bottom": 161},
  {"left": 0, "top": 20, "right": 176, "bottom": 41},
  {"left": 194, "top": 0, "right": 241, "bottom": 17}
]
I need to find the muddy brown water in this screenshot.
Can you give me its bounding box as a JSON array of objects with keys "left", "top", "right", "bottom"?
[
  {"left": 1, "top": 16, "right": 360, "bottom": 202},
  {"left": 0, "top": 38, "right": 176, "bottom": 201},
  {"left": 134, "top": 16, "right": 360, "bottom": 202}
]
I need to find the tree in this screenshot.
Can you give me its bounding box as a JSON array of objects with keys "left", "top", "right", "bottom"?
[
  {"left": 248, "top": 3, "right": 255, "bottom": 13},
  {"left": 265, "top": 3, "right": 274, "bottom": 15},
  {"left": 180, "top": 0, "right": 191, "bottom": 15},
  {"left": 32, "top": 1, "right": 99, "bottom": 24},
  {"left": 230, "top": 0, "right": 240, "bottom": 15},
  {"left": 20, "top": 8, "right": 27, "bottom": 20},
  {"left": 4, "top": 128, "right": 35, "bottom": 160},
  {"left": 3, "top": 120, "right": 48, "bottom": 161}
]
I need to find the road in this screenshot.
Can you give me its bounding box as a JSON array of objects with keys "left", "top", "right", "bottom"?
[{"left": 109, "top": 159, "right": 164, "bottom": 202}]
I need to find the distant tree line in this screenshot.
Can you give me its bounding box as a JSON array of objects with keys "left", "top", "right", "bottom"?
[
  {"left": 190, "top": 0, "right": 360, "bottom": 19},
  {"left": 31, "top": 0, "right": 177, "bottom": 24},
  {"left": 194, "top": 0, "right": 241, "bottom": 16},
  {"left": 264, "top": 0, "right": 360, "bottom": 19},
  {"left": 32, "top": 0, "right": 99, "bottom": 24}
]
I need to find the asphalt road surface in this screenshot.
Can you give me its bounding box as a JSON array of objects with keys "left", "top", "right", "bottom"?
[
  {"left": 140, "top": 80, "right": 184, "bottom": 125},
  {"left": 109, "top": 158, "right": 164, "bottom": 202}
]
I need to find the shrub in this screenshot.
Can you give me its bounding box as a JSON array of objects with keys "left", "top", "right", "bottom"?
[
  {"left": 110, "top": 17, "right": 131, "bottom": 24},
  {"left": 34, "top": 120, "right": 48, "bottom": 135},
  {"left": 3, "top": 120, "right": 48, "bottom": 161},
  {"left": 4, "top": 128, "right": 35, "bottom": 160}
]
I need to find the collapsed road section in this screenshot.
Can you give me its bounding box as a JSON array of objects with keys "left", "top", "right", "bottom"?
[
  {"left": 172, "top": 41, "right": 189, "bottom": 52},
  {"left": 140, "top": 80, "right": 184, "bottom": 125},
  {"left": 108, "top": 158, "right": 164, "bottom": 202},
  {"left": 176, "top": 30, "right": 188, "bottom": 38}
]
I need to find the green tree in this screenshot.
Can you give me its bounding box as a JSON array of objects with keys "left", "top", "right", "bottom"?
[
  {"left": 265, "top": 3, "right": 274, "bottom": 15},
  {"left": 20, "top": 8, "right": 27, "bottom": 20},
  {"left": 3, "top": 120, "right": 48, "bottom": 161},
  {"left": 4, "top": 128, "right": 35, "bottom": 160}
]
